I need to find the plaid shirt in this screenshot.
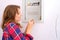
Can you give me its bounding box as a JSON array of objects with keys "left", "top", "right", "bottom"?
[{"left": 2, "top": 22, "right": 33, "bottom": 40}]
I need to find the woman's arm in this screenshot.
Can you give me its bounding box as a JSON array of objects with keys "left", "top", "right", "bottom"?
[{"left": 25, "top": 19, "right": 34, "bottom": 34}]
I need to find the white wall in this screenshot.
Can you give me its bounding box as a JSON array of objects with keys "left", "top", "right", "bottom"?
[
  {"left": 32, "top": 0, "right": 60, "bottom": 40},
  {"left": 0, "top": 0, "right": 60, "bottom": 40}
]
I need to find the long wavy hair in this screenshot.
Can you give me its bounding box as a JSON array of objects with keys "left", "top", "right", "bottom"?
[{"left": 2, "top": 5, "right": 22, "bottom": 30}]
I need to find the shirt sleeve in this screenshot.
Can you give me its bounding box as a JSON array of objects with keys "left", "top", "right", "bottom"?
[
  {"left": 2, "top": 31, "right": 9, "bottom": 40},
  {"left": 7, "top": 22, "right": 33, "bottom": 40}
]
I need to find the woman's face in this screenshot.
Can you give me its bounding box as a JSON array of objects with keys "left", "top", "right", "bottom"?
[{"left": 15, "top": 8, "right": 22, "bottom": 23}]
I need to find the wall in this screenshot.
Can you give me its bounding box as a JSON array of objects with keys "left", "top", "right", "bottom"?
[{"left": 0, "top": 0, "right": 60, "bottom": 40}]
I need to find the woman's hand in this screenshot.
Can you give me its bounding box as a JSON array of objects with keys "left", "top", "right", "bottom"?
[
  {"left": 28, "top": 19, "right": 34, "bottom": 27},
  {"left": 25, "top": 19, "right": 35, "bottom": 34}
]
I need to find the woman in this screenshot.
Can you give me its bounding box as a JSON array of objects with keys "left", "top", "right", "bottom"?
[{"left": 2, "top": 5, "right": 34, "bottom": 40}]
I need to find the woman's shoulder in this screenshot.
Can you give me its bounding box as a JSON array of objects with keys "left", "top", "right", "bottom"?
[
  {"left": 4, "top": 22, "right": 19, "bottom": 31},
  {"left": 3, "top": 22, "right": 16, "bottom": 31},
  {"left": 6, "top": 22, "right": 16, "bottom": 28}
]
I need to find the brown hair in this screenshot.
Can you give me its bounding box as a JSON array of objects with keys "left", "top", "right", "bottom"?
[{"left": 2, "top": 5, "right": 21, "bottom": 30}]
